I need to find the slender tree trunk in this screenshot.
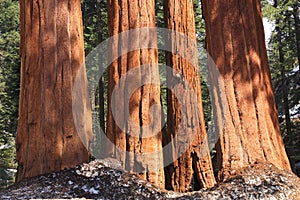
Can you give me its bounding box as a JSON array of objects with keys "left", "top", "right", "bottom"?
[
  {"left": 97, "top": 0, "right": 105, "bottom": 133},
  {"left": 293, "top": 2, "right": 300, "bottom": 67},
  {"left": 274, "top": 0, "right": 294, "bottom": 171},
  {"left": 275, "top": 20, "right": 292, "bottom": 136},
  {"left": 202, "top": 0, "right": 291, "bottom": 181},
  {"left": 92, "top": 0, "right": 106, "bottom": 158},
  {"left": 105, "top": 0, "right": 164, "bottom": 187},
  {"left": 163, "top": 0, "right": 216, "bottom": 192},
  {"left": 16, "top": 0, "right": 93, "bottom": 182}
]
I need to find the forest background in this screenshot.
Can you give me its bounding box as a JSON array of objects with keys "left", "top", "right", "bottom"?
[{"left": 0, "top": 0, "right": 299, "bottom": 188}]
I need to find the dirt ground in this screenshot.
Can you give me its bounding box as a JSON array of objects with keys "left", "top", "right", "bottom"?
[{"left": 0, "top": 159, "right": 299, "bottom": 199}]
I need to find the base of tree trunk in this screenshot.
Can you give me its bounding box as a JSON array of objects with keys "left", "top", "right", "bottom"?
[{"left": 1, "top": 161, "right": 299, "bottom": 199}]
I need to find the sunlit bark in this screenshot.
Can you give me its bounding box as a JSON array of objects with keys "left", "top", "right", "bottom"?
[
  {"left": 16, "top": 0, "right": 92, "bottom": 182},
  {"left": 202, "top": 0, "right": 291, "bottom": 181}
]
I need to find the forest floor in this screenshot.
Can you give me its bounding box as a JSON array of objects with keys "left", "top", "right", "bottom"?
[{"left": 0, "top": 159, "right": 299, "bottom": 199}]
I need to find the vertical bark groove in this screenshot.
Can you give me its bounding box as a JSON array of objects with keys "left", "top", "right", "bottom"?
[
  {"left": 16, "top": 0, "right": 92, "bottom": 182},
  {"left": 106, "top": 0, "right": 164, "bottom": 188},
  {"left": 164, "top": 0, "right": 216, "bottom": 192},
  {"left": 202, "top": 0, "right": 291, "bottom": 181}
]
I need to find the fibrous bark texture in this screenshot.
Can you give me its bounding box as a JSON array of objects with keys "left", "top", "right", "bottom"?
[
  {"left": 164, "top": 0, "right": 216, "bottom": 192},
  {"left": 105, "top": 0, "right": 164, "bottom": 187},
  {"left": 16, "top": 0, "right": 93, "bottom": 182},
  {"left": 202, "top": 0, "right": 291, "bottom": 181}
]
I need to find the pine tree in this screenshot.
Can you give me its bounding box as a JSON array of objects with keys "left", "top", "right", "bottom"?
[
  {"left": 0, "top": 0, "right": 20, "bottom": 187},
  {"left": 262, "top": 0, "right": 300, "bottom": 172},
  {"left": 82, "top": 0, "right": 108, "bottom": 158}
]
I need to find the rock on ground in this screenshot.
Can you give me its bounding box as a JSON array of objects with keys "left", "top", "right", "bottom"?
[{"left": 0, "top": 160, "right": 299, "bottom": 199}]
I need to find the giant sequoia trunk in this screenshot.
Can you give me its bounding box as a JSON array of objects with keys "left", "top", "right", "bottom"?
[
  {"left": 201, "top": 0, "right": 291, "bottom": 181},
  {"left": 16, "top": 0, "right": 93, "bottom": 182},
  {"left": 163, "top": 0, "right": 216, "bottom": 192},
  {"left": 105, "top": 0, "right": 164, "bottom": 187}
]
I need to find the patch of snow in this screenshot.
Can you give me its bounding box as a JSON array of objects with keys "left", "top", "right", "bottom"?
[
  {"left": 7, "top": 168, "right": 17, "bottom": 173},
  {"left": 3, "top": 169, "right": 16, "bottom": 176},
  {"left": 0, "top": 195, "right": 11, "bottom": 199},
  {"left": 75, "top": 169, "right": 81, "bottom": 175},
  {"left": 263, "top": 18, "right": 273, "bottom": 45},
  {"left": 0, "top": 144, "right": 11, "bottom": 150},
  {"left": 89, "top": 187, "right": 100, "bottom": 194},
  {"left": 72, "top": 184, "right": 78, "bottom": 189},
  {"left": 68, "top": 180, "right": 73, "bottom": 185},
  {"left": 83, "top": 171, "right": 92, "bottom": 177},
  {"left": 82, "top": 184, "right": 88, "bottom": 192},
  {"left": 166, "top": 192, "right": 183, "bottom": 198},
  {"left": 290, "top": 103, "right": 300, "bottom": 118},
  {"left": 244, "top": 176, "right": 262, "bottom": 186}
]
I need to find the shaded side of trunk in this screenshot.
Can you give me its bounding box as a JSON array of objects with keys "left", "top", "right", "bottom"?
[
  {"left": 163, "top": 0, "right": 216, "bottom": 192},
  {"left": 105, "top": 0, "right": 164, "bottom": 187},
  {"left": 202, "top": 0, "right": 291, "bottom": 181},
  {"left": 16, "top": 0, "right": 93, "bottom": 182}
]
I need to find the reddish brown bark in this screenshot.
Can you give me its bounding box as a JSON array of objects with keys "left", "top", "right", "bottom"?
[
  {"left": 164, "top": 0, "right": 216, "bottom": 192},
  {"left": 16, "top": 0, "right": 93, "bottom": 182},
  {"left": 105, "top": 0, "right": 164, "bottom": 187},
  {"left": 202, "top": 0, "right": 291, "bottom": 181}
]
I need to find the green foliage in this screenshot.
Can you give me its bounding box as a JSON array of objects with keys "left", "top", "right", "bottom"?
[
  {"left": 194, "top": 0, "right": 212, "bottom": 125},
  {"left": 82, "top": 0, "right": 109, "bottom": 156},
  {"left": 155, "top": 0, "right": 164, "bottom": 28},
  {"left": 0, "top": 133, "right": 17, "bottom": 188},
  {"left": 262, "top": 0, "right": 300, "bottom": 171},
  {"left": 82, "top": 0, "right": 109, "bottom": 54},
  {"left": 0, "top": 0, "right": 20, "bottom": 188},
  {"left": 1, "top": 0, "right": 296, "bottom": 189},
  {"left": 194, "top": 0, "right": 206, "bottom": 47},
  {"left": 263, "top": 0, "right": 299, "bottom": 124}
]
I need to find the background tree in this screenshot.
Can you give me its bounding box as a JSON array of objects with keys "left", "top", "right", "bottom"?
[
  {"left": 163, "top": 0, "right": 216, "bottom": 192},
  {"left": 0, "top": 0, "right": 19, "bottom": 187},
  {"left": 194, "top": 0, "right": 213, "bottom": 127},
  {"left": 105, "top": 0, "right": 164, "bottom": 187},
  {"left": 16, "top": 0, "right": 93, "bottom": 182},
  {"left": 202, "top": 0, "right": 291, "bottom": 181},
  {"left": 262, "top": 0, "right": 300, "bottom": 172},
  {"left": 82, "top": 0, "right": 109, "bottom": 157}
]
